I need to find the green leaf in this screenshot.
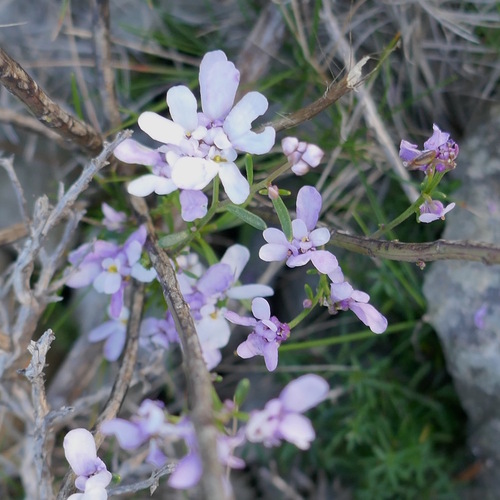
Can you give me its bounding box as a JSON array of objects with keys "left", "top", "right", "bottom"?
[
  {"left": 224, "top": 205, "right": 267, "bottom": 231},
  {"left": 70, "top": 74, "right": 84, "bottom": 120},
  {"left": 193, "top": 237, "right": 218, "bottom": 266},
  {"left": 272, "top": 195, "right": 293, "bottom": 240},
  {"left": 245, "top": 154, "right": 254, "bottom": 186},
  {"left": 158, "top": 230, "right": 190, "bottom": 248}
]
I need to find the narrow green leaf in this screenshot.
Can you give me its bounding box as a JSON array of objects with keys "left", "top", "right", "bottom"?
[
  {"left": 225, "top": 205, "right": 267, "bottom": 231},
  {"left": 272, "top": 195, "right": 293, "bottom": 240},
  {"left": 70, "top": 74, "right": 84, "bottom": 120},
  {"left": 158, "top": 230, "right": 190, "bottom": 248},
  {"left": 194, "top": 237, "right": 218, "bottom": 266},
  {"left": 245, "top": 154, "right": 254, "bottom": 186}
]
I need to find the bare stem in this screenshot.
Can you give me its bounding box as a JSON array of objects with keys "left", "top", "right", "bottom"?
[{"left": 130, "top": 195, "right": 230, "bottom": 500}]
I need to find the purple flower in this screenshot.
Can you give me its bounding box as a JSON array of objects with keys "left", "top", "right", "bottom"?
[
  {"left": 179, "top": 189, "right": 208, "bottom": 222},
  {"left": 88, "top": 307, "right": 129, "bottom": 361},
  {"left": 63, "top": 428, "right": 112, "bottom": 494},
  {"left": 139, "top": 312, "right": 179, "bottom": 350},
  {"left": 259, "top": 186, "right": 338, "bottom": 274},
  {"left": 418, "top": 199, "right": 455, "bottom": 223},
  {"left": 399, "top": 124, "right": 459, "bottom": 173},
  {"left": 282, "top": 137, "right": 324, "bottom": 176},
  {"left": 66, "top": 226, "right": 156, "bottom": 318},
  {"left": 226, "top": 297, "right": 290, "bottom": 371},
  {"left": 474, "top": 304, "right": 487, "bottom": 330},
  {"left": 100, "top": 399, "right": 172, "bottom": 468},
  {"left": 329, "top": 280, "right": 387, "bottom": 334},
  {"left": 101, "top": 203, "right": 127, "bottom": 232},
  {"left": 246, "top": 374, "right": 329, "bottom": 450}
]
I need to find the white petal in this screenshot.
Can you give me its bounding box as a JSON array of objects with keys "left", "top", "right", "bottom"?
[
  {"left": 167, "top": 85, "right": 198, "bottom": 131},
  {"left": 224, "top": 92, "right": 269, "bottom": 140},
  {"left": 171, "top": 157, "right": 219, "bottom": 190},
  {"left": 197, "top": 315, "right": 231, "bottom": 349},
  {"left": 252, "top": 297, "right": 271, "bottom": 320},
  {"left": 221, "top": 244, "right": 250, "bottom": 280},
  {"left": 227, "top": 284, "right": 274, "bottom": 299},
  {"left": 63, "top": 429, "right": 97, "bottom": 476},
  {"left": 218, "top": 162, "right": 250, "bottom": 204},
  {"left": 138, "top": 112, "right": 185, "bottom": 146},
  {"left": 279, "top": 413, "right": 315, "bottom": 450},
  {"left": 128, "top": 174, "right": 176, "bottom": 197}
]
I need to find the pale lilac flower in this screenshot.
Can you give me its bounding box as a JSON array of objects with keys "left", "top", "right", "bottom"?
[
  {"left": 128, "top": 50, "right": 275, "bottom": 206},
  {"left": 139, "top": 312, "right": 179, "bottom": 350},
  {"left": 246, "top": 374, "right": 329, "bottom": 450},
  {"left": 282, "top": 137, "right": 324, "bottom": 176},
  {"left": 226, "top": 297, "right": 290, "bottom": 371},
  {"left": 329, "top": 280, "right": 387, "bottom": 334},
  {"left": 63, "top": 429, "right": 112, "bottom": 494},
  {"left": 399, "top": 124, "right": 459, "bottom": 173},
  {"left": 101, "top": 203, "right": 126, "bottom": 232},
  {"left": 66, "top": 226, "right": 156, "bottom": 318},
  {"left": 418, "top": 199, "right": 455, "bottom": 223},
  {"left": 88, "top": 307, "right": 129, "bottom": 361},
  {"left": 100, "top": 399, "right": 171, "bottom": 467},
  {"left": 259, "top": 186, "right": 338, "bottom": 274},
  {"left": 179, "top": 189, "right": 208, "bottom": 221}
]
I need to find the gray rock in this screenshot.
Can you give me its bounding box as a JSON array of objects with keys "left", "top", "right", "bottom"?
[{"left": 423, "top": 103, "right": 500, "bottom": 492}]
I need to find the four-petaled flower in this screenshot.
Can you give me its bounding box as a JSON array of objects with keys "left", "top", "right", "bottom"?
[
  {"left": 399, "top": 123, "right": 459, "bottom": 174},
  {"left": 418, "top": 198, "right": 455, "bottom": 223},
  {"left": 245, "top": 374, "right": 329, "bottom": 450},
  {"left": 259, "top": 186, "right": 338, "bottom": 274},
  {"left": 63, "top": 428, "right": 111, "bottom": 498},
  {"left": 226, "top": 297, "right": 290, "bottom": 371}
]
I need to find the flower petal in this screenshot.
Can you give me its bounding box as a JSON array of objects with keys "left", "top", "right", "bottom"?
[
  {"left": 218, "top": 162, "right": 250, "bottom": 204},
  {"left": 309, "top": 250, "right": 338, "bottom": 274},
  {"left": 167, "top": 85, "right": 198, "bottom": 131},
  {"left": 252, "top": 297, "right": 270, "bottom": 320},
  {"left": 63, "top": 429, "right": 98, "bottom": 476},
  {"left": 227, "top": 284, "right": 274, "bottom": 300},
  {"left": 171, "top": 157, "right": 219, "bottom": 190},
  {"left": 138, "top": 112, "right": 185, "bottom": 146},
  {"left": 114, "top": 139, "right": 162, "bottom": 166},
  {"left": 168, "top": 452, "right": 203, "bottom": 489},
  {"left": 220, "top": 244, "right": 249, "bottom": 280},
  {"left": 349, "top": 302, "right": 388, "bottom": 334},
  {"left": 279, "top": 413, "right": 315, "bottom": 450},
  {"left": 280, "top": 374, "right": 329, "bottom": 412},
  {"left": 296, "top": 186, "right": 322, "bottom": 231}
]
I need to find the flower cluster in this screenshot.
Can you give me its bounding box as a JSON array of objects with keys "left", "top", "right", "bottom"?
[
  {"left": 400, "top": 124, "right": 459, "bottom": 223},
  {"left": 114, "top": 50, "right": 275, "bottom": 221},
  {"left": 282, "top": 137, "right": 324, "bottom": 176},
  {"left": 65, "top": 225, "right": 156, "bottom": 318}
]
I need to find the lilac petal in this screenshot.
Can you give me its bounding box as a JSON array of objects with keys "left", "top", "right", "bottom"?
[
  {"left": 259, "top": 243, "right": 289, "bottom": 262},
  {"left": 399, "top": 140, "right": 421, "bottom": 162},
  {"left": 66, "top": 262, "right": 101, "bottom": 288},
  {"left": 291, "top": 218, "right": 308, "bottom": 240},
  {"left": 113, "top": 138, "right": 162, "bottom": 166},
  {"left": 103, "top": 330, "right": 126, "bottom": 361},
  {"left": 180, "top": 190, "right": 208, "bottom": 221},
  {"left": 424, "top": 124, "right": 449, "bottom": 150},
  {"left": 93, "top": 272, "right": 122, "bottom": 295},
  {"left": 309, "top": 250, "right": 338, "bottom": 274},
  {"left": 63, "top": 429, "right": 98, "bottom": 476},
  {"left": 200, "top": 50, "right": 239, "bottom": 121},
  {"left": 100, "top": 419, "right": 145, "bottom": 449},
  {"left": 167, "top": 85, "right": 198, "bottom": 131},
  {"left": 88, "top": 321, "right": 117, "bottom": 342},
  {"left": 227, "top": 284, "right": 274, "bottom": 299},
  {"left": 262, "top": 227, "right": 288, "bottom": 245},
  {"left": 418, "top": 213, "right": 441, "bottom": 223},
  {"left": 202, "top": 346, "right": 222, "bottom": 370},
  {"left": 128, "top": 174, "right": 177, "bottom": 197},
  {"left": 279, "top": 413, "right": 315, "bottom": 450},
  {"left": 252, "top": 297, "right": 271, "bottom": 320},
  {"left": 218, "top": 162, "right": 250, "bottom": 204},
  {"left": 262, "top": 342, "right": 279, "bottom": 371},
  {"left": 109, "top": 287, "right": 125, "bottom": 319},
  {"left": 146, "top": 440, "right": 168, "bottom": 468},
  {"left": 349, "top": 302, "right": 388, "bottom": 334},
  {"left": 171, "top": 157, "right": 219, "bottom": 190},
  {"left": 351, "top": 290, "right": 370, "bottom": 303},
  {"left": 328, "top": 266, "right": 345, "bottom": 284},
  {"left": 198, "top": 263, "right": 233, "bottom": 295},
  {"left": 309, "top": 227, "right": 331, "bottom": 246},
  {"left": 330, "top": 281, "right": 354, "bottom": 302},
  {"left": 296, "top": 186, "right": 322, "bottom": 230},
  {"left": 282, "top": 136, "right": 299, "bottom": 156},
  {"left": 225, "top": 310, "right": 257, "bottom": 327},
  {"left": 280, "top": 374, "right": 329, "bottom": 412},
  {"left": 303, "top": 144, "right": 324, "bottom": 167},
  {"left": 237, "top": 334, "right": 264, "bottom": 359},
  {"left": 168, "top": 452, "right": 203, "bottom": 489},
  {"left": 221, "top": 244, "right": 250, "bottom": 280},
  {"left": 138, "top": 112, "right": 184, "bottom": 146},
  {"left": 286, "top": 252, "right": 311, "bottom": 268}
]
